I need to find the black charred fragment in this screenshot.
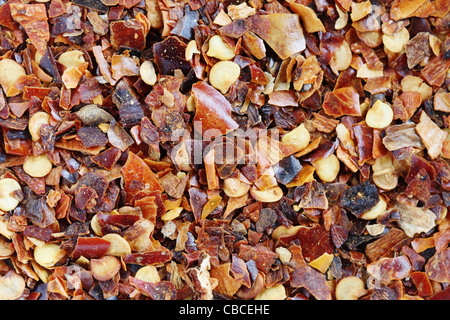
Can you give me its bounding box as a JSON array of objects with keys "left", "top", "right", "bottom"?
[
  {"left": 274, "top": 155, "right": 302, "bottom": 185},
  {"left": 113, "top": 80, "right": 145, "bottom": 128},
  {"left": 339, "top": 180, "right": 380, "bottom": 217},
  {"left": 344, "top": 233, "right": 380, "bottom": 251},
  {"left": 72, "top": 0, "right": 108, "bottom": 14},
  {"left": 39, "top": 47, "right": 62, "bottom": 84}
]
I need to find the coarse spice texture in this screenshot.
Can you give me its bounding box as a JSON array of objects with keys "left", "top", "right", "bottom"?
[{"left": 0, "top": 0, "right": 448, "bottom": 301}]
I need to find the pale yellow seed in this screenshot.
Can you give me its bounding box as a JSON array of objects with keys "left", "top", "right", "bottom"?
[
  {"left": 275, "top": 247, "right": 292, "bottom": 264},
  {"left": 223, "top": 178, "right": 250, "bottom": 198},
  {"left": 135, "top": 265, "right": 161, "bottom": 283},
  {"left": 356, "top": 64, "right": 384, "bottom": 78},
  {"left": 255, "top": 284, "right": 286, "bottom": 300},
  {"left": 23, "top": 154, "right": 53, "bottom": 178},
  {"left": 312, "top": 154, "right": 340, "bottom": 182},
  {"left": 335, "top": 276, "right": 367, "bottom": 300},
  {"left": 0, "top": 58, "right": 26, "bottom": 94},
  {"left": 102, "top": 233, "right": 132, "bottom": 257},
  {"left": 250, "top": 185, "right": 283, "bottom": 203},
  {"left": 209, "top": 60, "right": 240, "bottom": 94},
  {"left": 308, "top": 252, "right": 334, "bottom": 273},
  {"left": 360, "top": 196, "right": 387, "bottom": 220},
  {"left": 206, "top": 35, "right": 235, "bottom": 60},
  {"left": 185, "top": 40, "right": 200, "bottom": 60},
  {"left": 365, "top": 100, "right": 394, "bottom": 129},
  {"left": 331, "top": 40, "right": 352, "bottom": 73},
  {"left": 140, "top": 60, "right": 157, "bottom": 86},
  {"left": 34, "top": 243, "right": 66, "bottom": 269},
  {"left": 90, "top": 213, "right": 103, "bottom": 236},
  {"left": 29, "top": 111, "right": 51, "bottom": 141},
  {"left": 0, "top": 271, "right": 26, "bottom": 300},
  {"left": 58, "top": 50, "right": 86, "bottom": 69},
  {"left": 0, "top": 178, "right": 22, "bottom": 212},
  {"left": 382, "top": 27, "right": 409, "bottom": 53},
  {"left": 282, "top": 123, "right": 310, "bottom": 152}
]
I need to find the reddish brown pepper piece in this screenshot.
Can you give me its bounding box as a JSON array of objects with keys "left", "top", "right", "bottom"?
[
  {"left": 123, "top": 250, "right": 173, "bottom": 266},
  {"left": 121, "top": 151, "right": 163, "bottom": 205},
  {"left": 192, "top": 82, "right": 239, "bottom": 137},
  {"left": 323, "top": 87, "right": 362, "bottom": 118},
  {"left": 71, "top": 237, "right": 111, "bottom": 260}
]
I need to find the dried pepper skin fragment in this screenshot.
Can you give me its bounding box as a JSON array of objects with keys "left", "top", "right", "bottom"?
[
  {"left": 121, "top": 151, "right": 163, "bottom": 205},
  {"left": 322, "top": 87, "right": 362, "bottom": 117},
  {"left": 110, "top": 19, "right": 146, "bottom": 51},
  {"left": 71, "top": 237, "right": 111, "bottom": 260},
  {"left": 153, "top": 36, "right": 191, "bottom": 76},
  {"left": 10, "top": 3, "right": 50, "bottom": 55},
  {"left": 123, "top": 250, "right": 173, "bottom": 266},
  {"left": 191, "top": 82, "right": 239, "bottom": 137}
]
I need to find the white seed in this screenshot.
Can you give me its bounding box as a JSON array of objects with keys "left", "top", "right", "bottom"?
[
  {"left": 271, "top": 225, "right": 301, "bottom": 240},
  {"left": 0, "top": 271, "right": 25, "bottom": 300},
  {"left": 206, "top": 35, "right": 235, "bottom": 60},
  {"left": 0, "top": 178, "right": 22, "bottom": 212},
  {"left": 34, "top": 243, "right": 67, "bottom": 268},
  {"left": 382, "top": 27, "right": 410, "bottom": 53},
  {"left": 429, "top": 34, "right": 442, "bottom": 56},
  {"left": 102, "top": 233, "right": 132, "bottom": 257},
  {"left": 335, "top": 276, "right": 367, "bottom": 300},
  {"left": 282, "top": 123, "right": 310, "bottom": 152},
  {"left": 213, "top": 9, "right": 232, "bottom": 26},
  {"left": 28, "top": 111, "right": 51, "bottom": 141},
  {"left": 223, "top": 178, "right": 250, "bottom": 198},
  {"left": 23, "top": 154, "right": 53, "bottom": 178},
  {"left": 254, "top": 284, "right": 286, "bottom": 300},
  {"left": 57, "top": 50, "right": 86, "bottom": 69},
  {"left": 275, "top": 247, "right": 292, "bottom": 264},
  {"left": 227, "top": 3, "right": 256, "bottom": 20},
  {"left": 312, "top": 154, "right": 340, "bottom": 182},
  {"left": 209, "top": 60, "right": 241, "bottom": 94},
  {"left": 360, "top": 196, "right": 387, "bottom": 220},
  {"left": 400, "top": 75, "right": 432, "bottom": 101},
  {"left": 185, "top": 40, "right": 200, "bottom": 60},
  {"left": 90, "top": 255, "right": 121, "bottom": 281},
  {"left": 250, "top": 185, "right": 283, "bottom": 203},
  {"left": 135, "top": 265, "right": 161, "bottom": 283},
  {"left": 372, "top": 152, "right": 395, "bottom": 172},
  {"left": 335, "top": 4, "right": 348, "bottom": 30},
  {"left": 350, "top": 0, "right": 372, "bottom": 21},
  {"left": 0, "top": 58, "right": 26, "bottom": 95},
  {"left": 366, "top": 223, "right": 386, "bottom": 236},
  {"left": 140, "top": 60, "right": 157, "bottom": 86},
  {"left": 330, "top": 40, "right": 352, "bottom": 73},
  {"left": 365, "top": 100, "right": 394, "bottom": 129},
  {"left": 373, "top": 168, "right": 399, "bottom": 190},
  {"left": 91, "top": 213, "right": 103, "bottom": 236}
]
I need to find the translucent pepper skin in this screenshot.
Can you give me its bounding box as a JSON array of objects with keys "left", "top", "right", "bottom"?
[{"left": 71, "top": 237, "right": 111, "bottom": 260}]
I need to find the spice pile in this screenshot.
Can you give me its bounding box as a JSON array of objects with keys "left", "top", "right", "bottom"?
[{"left": 0, "top": 0, "right": 449, "bottom": 300}]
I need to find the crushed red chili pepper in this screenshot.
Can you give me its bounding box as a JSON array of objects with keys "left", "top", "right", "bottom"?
[{"left": 0, "top": 0, "right": 449, "bottom": 301}]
